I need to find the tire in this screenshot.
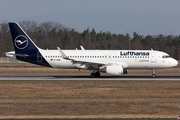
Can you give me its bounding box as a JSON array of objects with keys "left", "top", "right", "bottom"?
[
  {"left": 152, "top": 74, "right": 156, "bottom": 78},
  {"left": 95, "top": 72, "right": 100, "bottom": 77},
  {"left": 90, "top": 73, "right": 96, "bottom": 78}
]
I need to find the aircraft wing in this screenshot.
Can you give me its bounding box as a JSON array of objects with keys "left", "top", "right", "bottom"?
[
  {"left": 71, "top": 59, "right": 107, "bottom": 69},
  {"left": 57, "top": 47, "right": 128, "bottom": 69},
  {"left": 57, "top": 47, "right": 106, "bottom": 69}
]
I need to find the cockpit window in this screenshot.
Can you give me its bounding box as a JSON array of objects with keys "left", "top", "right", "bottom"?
[{"left": 162, "top": 55, "right": 171, "bottom": 58}]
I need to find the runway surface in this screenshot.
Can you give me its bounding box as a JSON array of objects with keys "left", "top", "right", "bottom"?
[
  {"left": 0, "top": 75, "right": 180, "bottom": 81},
  {"left": 1, "top": 118, "right": 176, "bottom": 120},
  {"left": 0, "top": 118, "right": 177, "bottom": 120}
]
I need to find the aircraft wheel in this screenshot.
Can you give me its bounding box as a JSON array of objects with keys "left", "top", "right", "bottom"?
[
  {"left": 90, "top": 72, "right": 100, "bottom": 78},
  {"left": 152, "top": 74, "right": 156, "bottom": 78},
  {"left": 90, "top": 73, "right": 96, "bottom": 78},
  {"left": 95, "top": 72, "right": 100, "bottom": 77}
]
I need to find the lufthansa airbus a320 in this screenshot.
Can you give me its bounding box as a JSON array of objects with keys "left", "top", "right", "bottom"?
[{"left": 6, "top": 22, "right": 178, "bottom": 78}]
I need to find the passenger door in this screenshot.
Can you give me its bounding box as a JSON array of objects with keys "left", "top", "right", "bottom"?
[{"left": 151, "top": 52, "right": 156, "bottom": 63}]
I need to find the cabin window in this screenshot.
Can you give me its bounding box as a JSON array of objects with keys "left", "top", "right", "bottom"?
[{"left": 162, "top": 55, "right": 171, "bottom": 58}]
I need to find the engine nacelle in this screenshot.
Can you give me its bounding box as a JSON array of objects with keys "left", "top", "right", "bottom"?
[{"left": 106, "top": 65, "right": 123, "bottom": 75}]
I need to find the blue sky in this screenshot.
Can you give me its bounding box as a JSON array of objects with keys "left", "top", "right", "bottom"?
[{"left": 1, "top": 0, "right": 180, "bottom": 36}]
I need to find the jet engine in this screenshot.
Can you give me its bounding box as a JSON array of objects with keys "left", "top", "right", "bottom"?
[
  {"left": 106, "top": 65, "right": 122, "bottom": 75},
  {"left": 106, "top": 66, "right": 128, "bottom": 75}
]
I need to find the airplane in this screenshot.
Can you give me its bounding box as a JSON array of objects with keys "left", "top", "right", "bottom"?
[{"left": 5, "top": 22, "right": 178, "bottom": 78}]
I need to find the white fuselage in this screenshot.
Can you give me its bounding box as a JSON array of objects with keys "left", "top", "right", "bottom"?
[{"left": 39, "top": 49, "right": 178, "bottom": 69}]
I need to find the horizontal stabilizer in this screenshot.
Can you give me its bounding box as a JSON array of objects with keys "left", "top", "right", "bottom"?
[{"left": 5, "top": 51, "right": 28, "bottom": 57}]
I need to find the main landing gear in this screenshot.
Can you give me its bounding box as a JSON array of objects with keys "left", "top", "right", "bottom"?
[
  {"left": 152, "top": 69, "right": 156, "bottom": 78},
  {"left": 90, "top": 70, "right": 100, "bottom": 78}
]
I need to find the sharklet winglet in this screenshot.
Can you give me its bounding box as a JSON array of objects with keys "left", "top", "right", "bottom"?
[
  {"left": 80, "top": 46, "right": 85, "bottom": 50},
  {"left": 57, "top": 47, "right": 71, "bottom": 60}
]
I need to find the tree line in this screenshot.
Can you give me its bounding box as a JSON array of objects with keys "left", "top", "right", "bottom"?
[{"left": 0, "top": 20, "right": 180, "bottom": 59}]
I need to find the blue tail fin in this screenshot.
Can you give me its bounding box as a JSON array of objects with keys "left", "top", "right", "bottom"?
[
  {"left": 9, "top": 22, "right": 51, "bottom": 67},
  {"left": 9, "top": 22, "right": 38, "bottom": 54}
]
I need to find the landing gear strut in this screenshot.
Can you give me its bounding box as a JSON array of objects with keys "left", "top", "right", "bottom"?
[
  {"left": 90, "top": 70, "right": 100, "bottom": 78},
  {"left": 152, "top": 69, "right": 156, "bottom": 78}
]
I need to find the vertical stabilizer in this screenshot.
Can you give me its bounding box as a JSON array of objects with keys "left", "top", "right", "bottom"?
[
  {"left": 8, "top": 22, "right": 51, "bottom": 67},
  {"left": 9, "top": 22, "right": 38, "bottom": 54}
]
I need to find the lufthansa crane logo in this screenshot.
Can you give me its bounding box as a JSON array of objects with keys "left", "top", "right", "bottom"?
[{"left": 14, "top": 35, "right": 28, "bottom": 49}]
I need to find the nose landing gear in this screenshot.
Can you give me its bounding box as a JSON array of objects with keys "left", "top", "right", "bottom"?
[{"left": 152, "top": 69, "right": 156, "bottom": 78}]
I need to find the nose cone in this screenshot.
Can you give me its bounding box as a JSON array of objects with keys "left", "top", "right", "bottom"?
[{"left": 172, "top": 59, "right": 178, "bottom": 67}]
